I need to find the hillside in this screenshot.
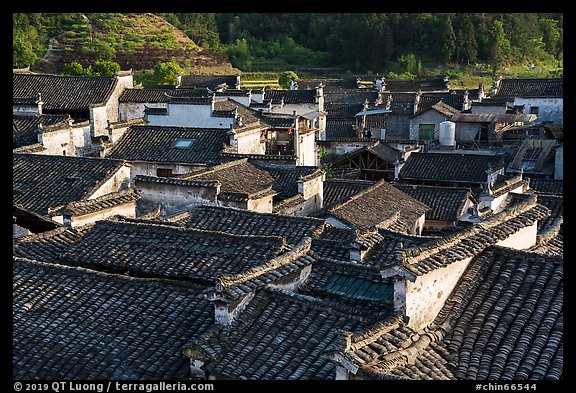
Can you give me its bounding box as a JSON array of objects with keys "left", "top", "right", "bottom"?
[{"left": 31, "top": 13, "right": 237, "bottom": 75}]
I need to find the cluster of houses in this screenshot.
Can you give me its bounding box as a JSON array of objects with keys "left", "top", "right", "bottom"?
[{"left": 12, "top": 67, "right": 563, "bottom": 381}]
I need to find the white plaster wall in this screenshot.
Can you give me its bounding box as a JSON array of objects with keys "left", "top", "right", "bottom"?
[
  {"left": 69, "top": 203, "right": 136, "bottom": 228},
  {"left": 148, "top": 103, "right": 233, "bottom": 129},
  {"left": 71, "top": 123, "right": 93, "bottom": 156},
  {"left": 119, "top": 102, "right": 164, "bottom": 122},
  {"left": 301, "top": 180, "right": 323, "bottom": 214},
  {"left": 88, "top": 165, "right": 131, "bottom": 198},
  {"left": 514, "top": 97, "right": 563, "bottom": 124},
  {"left": 246, "top": 195, "right": 274, "bottom": 213},
  {"left": 13, "top": 106, "right": 40, "bottom": 116},
  {"left": 456, "top": 123, "right": 481, "bottom": 143},
  {"left": 39, "top": 128, "right": 73, "bottom": 156},
  {"left": 221, "top": 95, "right": 251, "bottom": 107},
  {"left": 105, "top": 74, "right": 133, "bottom": 123},
  {"left": 457, "top": 198, "right": 475, "bottom": 220},
  {"left": 406, "top": 257, "right": 473, "bottom": 331},
  {"left": 470, "top": 105, "right": 507, "bottom": 114},
  {"left": 495, "top": 222, "right": 537, "bottom": 249},
  {"left": 270, "top": 103, "right": 317, "bottom": 116},
  {"left": 136, "top": 181, "right": 218, "bottom": 213},
  {"left": 127, "top": 162, "right": 204, "bottom": 185},
  {"left": 236, "top": 130, "right": 266, "bottom": 154},
  {"left": 298, "top": 132, "right": 316, "bottom": 166},
  {"left": 91, "top": 105, "right": 110, "bottom": 137},
  {"left": 555, "top": 145, "right": 563, "bottom": 180},
  {"left": 326, "top": 216, "right": 351, "bottom": 229}
]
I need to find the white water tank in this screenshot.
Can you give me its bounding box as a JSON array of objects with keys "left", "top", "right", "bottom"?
[{"left": 439, "top": 120, "right": 456, "bottom": 146}]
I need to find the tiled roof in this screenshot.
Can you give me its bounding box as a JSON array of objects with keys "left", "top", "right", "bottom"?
[
  {"left": 495, "top": 77, "right": 563, "bottom": 98},
  {"left": 531, "top": 224, "right": 563, "bottom": 257},
  {"left": 252, "top": 164, "right": 322, "bottom": 198},
  {"left": 326, "top": 179, "right": 430, "bottom": 232},
  {"left": 13, "top": 73, "right": 118, "bottom": 110},
  {"left": 393, "top": 184, "right": 472, "bottom": 222},
  {"left": 339, "top": 246, "right": 563, "bottom": 380},
  {"left": 55, "top": 219, "right": 290, "bottom": 284},
  {"left": 178, "top": 75, "right": 238, "bottom": 89},
  {"left": 450, "top": 113, "right": 537, "bottom": 123},
  {"left": 323, "top": 179, "right": 375, "bottom": 207},
  {"left": 390, "top": 194, "right": 551, "bottom": 277},
  {"left": 417, "top": 92, "right": 465, "bottom": 113},
  {"left": 209, "top": 237, "right": 315, "bottom": 302},
  {"left": 399, "top": 152, "right": 505, "bottom": 184},
  {"left": 106, "top": 125, "right": 228, "bottom": 165},
  {"left": 415, "top": 100, "right": 461, "bottom": 118},
  {"left": 54, "top": 189, "right": 139, "bottom": 216},
  {"left": 298, "top": 258, "right": 394, "bottom": 315},
  {"left": 167, "top": 205, "right": 326, "bottom": 246},
  {"left": 310, "top": 237, "right": 352, "bottom": 261},
  {"left": 119, "top": 87, "right": 208, "bottom": 103},
  {"left": 527, "top": 176, "right": 563, "bottom": 196},
  {"left": 325, "top": 120, "right": 356, "bottom": 139},
  {"left": 383, "top": 77, "right": 449, "bottom": 93},
  {"left": 534, "top": 194, "right": 563, "bottom": 233},
  {"left": 325, "top": 103, "right": 364, "bottom": 120},
  {"left": 362, "top": 229, "right": 438, "bottom": 270},
  {"left": 13, "top": 257, "right": 214, "bottom": 380},
  {"left": 213, "top": 98, "right": 264, "bottom": 126},
  {"left": 183, "top": 159, "right": 275, "bottom": 197},
  {"left": 264, "top": 89, "right": 317, "bottom": 104},
  {"left": 13, "top": 154, "right": 126, "bottom": 215},
  {"left": 13, "top": 226, "right": 88, "bottom": 264},
  {"left": 187, "top": 287, "right": 387, "bottom": 380},
  {"left": 324, "top": 141, "right": 401, "bottom": 167},
  {"left": 13, "top": 114, "right": 70, "bottom": 147}
]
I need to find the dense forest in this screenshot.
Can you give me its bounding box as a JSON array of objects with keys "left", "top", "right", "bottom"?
[{"left": 13, "top": 13, "right": 563, "bottom": 77}]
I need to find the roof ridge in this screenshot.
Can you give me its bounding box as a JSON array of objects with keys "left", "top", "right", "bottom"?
[{"left": 216, "top": 237, "right": 312, "bottom": 289}]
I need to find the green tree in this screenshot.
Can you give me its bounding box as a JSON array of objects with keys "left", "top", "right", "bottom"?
[
  {"left": 225, "top": 38, "right": 252, "bottom": 70},
  {"left": 441, "top": 14, "right": 456, "bottom": 63},
  {"left": 62, "top": 62, "right": 87, "bottom": 75},
  {"left": 90, "top": 60, "right": 121, "bottom": 76},
  {"left": 278, "top": 71, "right": 299, "bottom": 89},
  {"left": 489, "top": 19, "right": 511, "bottom": 76},
  {"left": 13, "top": 30, "right": 38, "bottom": 68},
  {"left": 153, "top": 61, "right": 183, "bottom": 85}
]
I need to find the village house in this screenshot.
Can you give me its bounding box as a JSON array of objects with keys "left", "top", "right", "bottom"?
[
  {"left": 134, "top": 157, "right": 324, "bottom": 217},
  {"left": 316, "top": 179, "right": 430, "bottom": 236},
  {"left": 393, "top": 184, "right": 477, "bottom": 232},
  {"left": 118, "top": 86, "right": 208, "bottom": 122},
  {"left": 319, "top": 139, "right": 421, "bottom": 181},
  {"left": 11, "top": 66, "right": 563, "bottom": 382},
  {"left": 493, "top": 76, "right": 563, "bottom": 125},
  {"left": 13, "top": 70, "right": 134, "bottom": 156},
  {"left": 251, "top": 85, "right": 326, "bottom": 140},
  {"left": 105, "top": 125, "right": 230, "bottom": 182},
  {"left": 13, "top": 153, "right": 133, "bottom": 227},
  {"left": 409, "top": 101, "right": 461, "bottom": 143},
  {"left": 328, "top": 246, "right": 562, "bottom": 380}
]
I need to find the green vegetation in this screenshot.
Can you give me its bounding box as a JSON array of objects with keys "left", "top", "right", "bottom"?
[
  {"left": 62, "top": 60, "right": 121, "bottom": 76},
  {"left": 13, "top": 13, "right": 562, "bottom": 86},
  {"left": 133, "top": 61, "right": 183, "bottom": 85}
]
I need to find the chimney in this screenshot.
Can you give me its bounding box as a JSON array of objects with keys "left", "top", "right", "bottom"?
[{"left": 36, "top": 92, "right": 43, "bottom": 115}]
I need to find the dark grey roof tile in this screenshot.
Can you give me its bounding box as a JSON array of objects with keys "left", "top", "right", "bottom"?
[
  {"left": 13, "top": 257, "right": 213, "bottom": 380},
  {"left": 13, "top": 154, "right": 126, "bottom": 215}
]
